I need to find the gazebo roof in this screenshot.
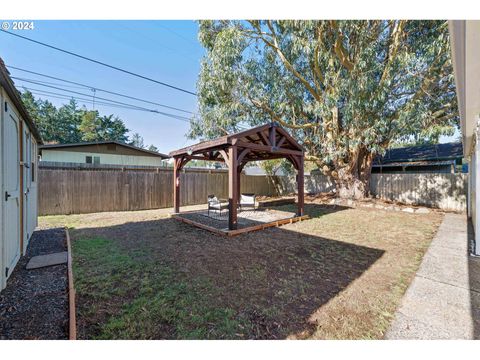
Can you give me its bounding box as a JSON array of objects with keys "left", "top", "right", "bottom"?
[
  {"left": 169, "top": 122, "right": 304, "bottom": 162},
  {"left": 170, "top": 122, "right": 306, "bottom": 231}
]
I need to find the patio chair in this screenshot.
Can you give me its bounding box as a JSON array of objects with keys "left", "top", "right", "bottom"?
[
  {"left": 239, "top": 193, "right": 256, "bottom": 212},
  {"left": 207, "top": 194, "right": 229, "bottom": 218}
]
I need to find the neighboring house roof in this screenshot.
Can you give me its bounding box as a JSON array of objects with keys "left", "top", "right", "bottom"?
[
  {"left": 39, "top": 141, "right": 169, "bottom": 159},
  {"left": 373, "top": 160, "right": 456, "bottom": 168},
  {"left": 373, "top": 142, "right": 463, "bottom": 166},
  {"left": 0, "top": 57, "right": 43, "bottom": 143}
]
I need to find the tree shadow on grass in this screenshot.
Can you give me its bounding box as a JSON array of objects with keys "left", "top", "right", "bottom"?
[{"left": 69, "top": 205, "right": 384, "bottom": 340}]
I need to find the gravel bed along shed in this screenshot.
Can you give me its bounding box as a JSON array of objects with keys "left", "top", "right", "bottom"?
[{"left": 0, "top": 228, "right": 68, "bottom": 340}]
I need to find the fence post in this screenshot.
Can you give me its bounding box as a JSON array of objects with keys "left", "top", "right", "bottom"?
[{"left": 37, "top": 163, "right": 468, "bottom": 215}]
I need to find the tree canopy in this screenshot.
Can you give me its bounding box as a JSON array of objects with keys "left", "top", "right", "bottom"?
[
  {"left": 21, "top": 90, "right": 130, "bottom": 144},
  {"left": 147, "top": 144, "right": 159, "bottom": 152},
  {"left": 191, "top": 20, "right": 458, "bottom": 198},
  {"left": 130, "top": 132, "right": 145, "bottom": 149}
]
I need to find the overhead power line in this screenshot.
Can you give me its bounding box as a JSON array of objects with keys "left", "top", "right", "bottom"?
[
  {"left": 23, "top": 87, "right": 191, "bottom": 124},
  {"left": 9, "top": 66, "right": 196, "bottom": 115},
  {"left": 23, "top": 85, "right": 248, "bottom": 131},
  {"left": 22, "top": 87, "right": 167, "bottom": 114},
  {"left": 0, "top": 29, "right": 197, "bottom": 96},
  {"left": 16, "top": 77, "right": 165, "bottom": 112},
  {"left": 158, "top": 23, "right": 201, "bottom": 48},
  {"left": 28, "top": 91, "right": 149, "bottom": 113},
  {"left": 118, "top": 23, "right": 200, "bottom": 63},
  {"left": 15, "top": 77, "right": 89, "bottom": 90},
  {"left": 16, "top": 80, "right": 192, "bottom": 123},
  {"left": 24, "top": 86, "right": 248, "bottom": 131}
]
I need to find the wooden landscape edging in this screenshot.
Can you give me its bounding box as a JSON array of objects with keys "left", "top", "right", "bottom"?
[
  {"left": 226, "top": 215, "right": 310, "bottom": 236},
  {"left": 171, "top": 213, "right": 310, "bottom": 237},
  {"left": 171, "top": 213, "right": 227, "bottom": 236},
  {"left": 65, "top": 228, "right": 77, "bottom": 340}
]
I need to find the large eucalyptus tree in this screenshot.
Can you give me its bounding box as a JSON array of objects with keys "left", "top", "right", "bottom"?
[{"left": 191, "top": 20, "right": 458, "bottom": 199}]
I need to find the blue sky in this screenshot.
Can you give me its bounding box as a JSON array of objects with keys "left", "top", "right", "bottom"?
[
  {"left": 0, "top": 20, "right": 203, "bottom": 153},
  {"left": 0, "top": 20, "right": 458, "bottom": 153}
]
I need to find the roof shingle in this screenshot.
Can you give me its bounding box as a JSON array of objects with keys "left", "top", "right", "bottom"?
[{"left": 374, "top": 142, "right": 463, "bottom": 165}]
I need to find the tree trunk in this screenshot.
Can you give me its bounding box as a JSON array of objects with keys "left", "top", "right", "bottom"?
[{"left": 333, "top": 146, "right": 374, "bottom": 200}]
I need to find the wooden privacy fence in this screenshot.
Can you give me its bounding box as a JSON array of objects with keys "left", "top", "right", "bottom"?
[
  {"left": 369, "top": 173, "right": 467, "bottom": 212},
  {"left": 38, "top": 163, "right": 467, "bottom": 215},
  {"left": 276, "top": 172, "right": 467, "bottom": 212},
  {"left": 38, "top": 165, "right": 280, "bottom": 215}
]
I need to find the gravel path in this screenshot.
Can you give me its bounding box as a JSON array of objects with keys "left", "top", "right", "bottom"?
[{"left": 0, "top": 228, "right": 68, "bottom": 340}]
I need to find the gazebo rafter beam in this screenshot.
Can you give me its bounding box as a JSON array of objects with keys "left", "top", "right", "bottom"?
[
  {"left": 235, "top": 140, "right": 303, "bottom": 156},
  {"left": 258, "top": 131, "right": 271, "bottom": 146},
  {"left": 277, "top": 136, "right": 286, "bottom": 148}
]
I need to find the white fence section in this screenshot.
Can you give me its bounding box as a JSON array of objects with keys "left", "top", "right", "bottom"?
[
  {"left": 369, "top": 173, "right": 467, "bottom": 212},
  {"left": 276, "top": 172, "right": 467, "bottom": 212}
]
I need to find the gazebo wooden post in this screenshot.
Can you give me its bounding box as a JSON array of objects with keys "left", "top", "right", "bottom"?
[
  {"left": 297, "top": 155, "right": 305, "bottom": 216},
  {"left": 236, "top": 167, "right": 242, "bottom": 204},
  {"left": 228, "top": 146, "right": 238, "bottom": 230},
  {"left": 173, "top": 157, "right": 182, "bottom": 213}
]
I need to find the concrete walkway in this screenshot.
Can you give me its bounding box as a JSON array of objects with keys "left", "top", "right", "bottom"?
[{"left": 386, "top": 213, "right": 480, "bottom": 339}]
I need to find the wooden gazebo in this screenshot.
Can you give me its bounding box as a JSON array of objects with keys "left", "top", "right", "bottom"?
[{"left": 169, "top": 122, "right": 305, "bottom": 231}]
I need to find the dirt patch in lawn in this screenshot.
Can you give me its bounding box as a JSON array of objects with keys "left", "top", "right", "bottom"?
[
  {"left": 39, "top": 203, "right": 443, "bottom": 339},
  {"left": 0, "top": 228, "right": 68, "bottom": 339}
]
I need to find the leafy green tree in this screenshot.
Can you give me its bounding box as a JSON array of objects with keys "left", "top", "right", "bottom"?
[
  {"left": 260, "top": 159, "right": 294, "bottom": 177},
  {"left": 20, "top": 91, "right": 130, "bottom": 144},
  {"left": 37, "top": 100, "right": 61, "bottom": 143},
  {"left": 97, "top": 114, "right": 129, "bottom": 142},
  {"left": 192, "top": 20, "right": 458, "bottom": 198},
  {"left": 147, "top": 144, "right": 159, "bottom": 153},
  {"left": 57, "top": 99, "right": 83, "bottom": 143},
  {"left": 79, "top": 110, "right": 101, "bottom": 142},
  {"left": 79, "top": 112, "right": 129, "bottom": 143},
  {"left": 130, "top": 132, "right": 145, "bottom": 148},
  {"left": 20, "top": 90, "right": 41, "bottom": 124}
]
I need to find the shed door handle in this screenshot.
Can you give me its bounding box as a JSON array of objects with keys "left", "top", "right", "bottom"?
[{"left": 5, "top": 191, "right": 11, "bottom": 201}]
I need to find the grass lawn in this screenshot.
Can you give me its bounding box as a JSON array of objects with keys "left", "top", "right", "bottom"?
[{"left": 39, "top": 203, "right": 443, "bottom": 339}]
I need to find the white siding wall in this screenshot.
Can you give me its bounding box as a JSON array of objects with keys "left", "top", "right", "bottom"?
[
  {"left": 470, "top": 148, "right": 476, "bottom": 230},
  {"left": 475, "top": 140, "right": 480, "bottom": 255},
  {"left": 0, "top": 88, "right": 39, "bottom": 291},
  {"left": 0, "top": 88, "right": 5, "bottom": 290},
  {"left": 468, "top": 132, "right": 480, "bottom": 255},
  {"left": 41, "top": 149, "right": 165, "bottom": 167}
]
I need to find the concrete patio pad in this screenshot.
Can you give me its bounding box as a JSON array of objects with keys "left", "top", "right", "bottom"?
[
  {"left": 386, "top": 213, "right": 480, "bottom": 339},
  {"left": 26, "top": 251, "right": 68, "bottom": 270}
]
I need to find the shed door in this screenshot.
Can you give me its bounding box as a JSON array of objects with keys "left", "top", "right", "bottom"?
[{"left": 3, "top": 108, "right": 21, "bottom": 278}]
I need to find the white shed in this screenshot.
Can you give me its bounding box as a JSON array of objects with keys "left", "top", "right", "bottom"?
[{"left": 0, "top": 58, "right": 42, "bottom": 291}]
